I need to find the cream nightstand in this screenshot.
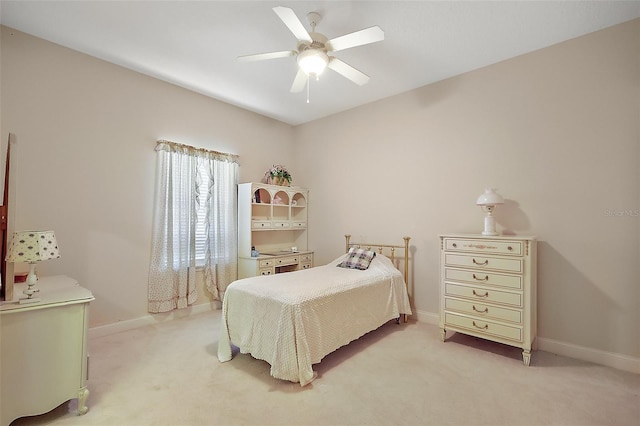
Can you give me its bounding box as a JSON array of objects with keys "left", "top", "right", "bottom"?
[{"left": 0, "top": 275, "right": 94, "bottom": 426}]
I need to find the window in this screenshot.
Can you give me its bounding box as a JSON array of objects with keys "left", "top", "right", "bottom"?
[{"left": 149, "top": 140, "right": 239, "bottom": 312}]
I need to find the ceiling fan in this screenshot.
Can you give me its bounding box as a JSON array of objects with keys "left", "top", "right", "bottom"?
[{"left": 238, "top": 6, "right": 384, "bottom": 94}]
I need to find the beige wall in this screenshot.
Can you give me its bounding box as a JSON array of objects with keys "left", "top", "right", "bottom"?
[
  {"left": 294, "top": 19, "right": 639, "bottom": 359},
  {"left": 2, "top": 18, "right": 638, "bottom": 363},
  {"left": 0, "top": 26, "right": 294, "bottom": 326}
]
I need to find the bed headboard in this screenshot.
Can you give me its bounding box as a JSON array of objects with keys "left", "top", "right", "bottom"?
[{"left": 344, "top": 234, "right": 410, "bottom": 283}]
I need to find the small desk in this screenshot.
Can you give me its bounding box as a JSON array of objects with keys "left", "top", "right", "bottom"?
[
  {"left": 238, "top": 251, "right": 314, "bottom": 278},
  {"left": 0, "top": 275, "right": 94, "bottom": 426}
]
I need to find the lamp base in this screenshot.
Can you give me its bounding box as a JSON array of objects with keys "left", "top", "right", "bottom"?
[
  {"left": 19, "top": 296, "right": 41, "bottom": 304},
  {"left": 482, "top": 214, "right": 499, "bottom": 236}
]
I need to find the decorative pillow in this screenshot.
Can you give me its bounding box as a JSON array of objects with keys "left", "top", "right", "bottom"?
[{"left": 336, "top": 248, "right": 376, "bottom": 270}]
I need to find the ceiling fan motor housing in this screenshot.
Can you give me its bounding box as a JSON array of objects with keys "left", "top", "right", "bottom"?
[{"left": 298, "top": 32, "right": 328, "bottom": 53}]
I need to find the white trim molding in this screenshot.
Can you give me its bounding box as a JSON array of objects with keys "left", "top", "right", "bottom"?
[
  {"left": 417, "top": 309, "right": 638, "bottom": 374},
  {"left": 89, "top": 302, "right": 219, "bottom": 339},
  {"left": 90, "top": 306, "right": 639, "bottom": 374},
  {"left": 536, "top": 336, "right": 639, "bottom": 374}
]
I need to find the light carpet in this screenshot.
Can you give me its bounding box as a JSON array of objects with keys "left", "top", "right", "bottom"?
[{"left": 11, "top": 309, "right": 640, "bottom": 426}]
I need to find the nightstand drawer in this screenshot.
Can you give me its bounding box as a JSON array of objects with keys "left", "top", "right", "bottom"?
[
  {"left": 444, "top": 268, "right": 522, "bottom": 290},
  {"left": 445, "top": 238, "right": 522, "bottom": 256},
  {"left": 445, "top": 283, "right": 522, "bottom": 308},
  {"left": 445, "top": 312, "right": 523, "bottom": 342},
  {"left": 444, "top": 253, "right": 523, "bottom": 273},
  {"left": 444, "top": 298, "right": 522, "bottom": 324}
]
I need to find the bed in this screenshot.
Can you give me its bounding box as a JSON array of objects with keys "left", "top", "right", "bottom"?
[{"left": 217, "top": 235, "right": 412, "bottom": 386}]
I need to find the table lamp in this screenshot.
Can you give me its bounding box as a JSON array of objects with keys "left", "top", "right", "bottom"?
[
  {"left": 476, "top": 189, "right": 504, "bottom": 236},
  {"left": 5, "top": 230, "right": 60, "bottom": 304}
]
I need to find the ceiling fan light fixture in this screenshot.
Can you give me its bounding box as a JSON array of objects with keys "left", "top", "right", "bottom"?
[{"left": 297, "top": 49, "right": 329, "bottom": 76}]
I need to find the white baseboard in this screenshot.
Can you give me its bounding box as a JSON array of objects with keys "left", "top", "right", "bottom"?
[
  {"left": 536, "top": 336, "right": 639, "bottom": 374},
  {"left": 88, "top": 301, "right": 220, "bottom": 339},
  {"left": 90, "top": 306, "right": 639, "bottom": 374},
  {"left": 414, "top": 309, "right": 639, "bottom": 374},
  {"left": 412, "top": 309, "right": 439, "bottom": 326}
]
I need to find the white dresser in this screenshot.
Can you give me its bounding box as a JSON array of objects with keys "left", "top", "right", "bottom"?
[
  {"left": 0, "top": 275, "right": 94, "bottom": 426},
  {"left": 439, "top": 234, "right": 537, "bottom": 365}
]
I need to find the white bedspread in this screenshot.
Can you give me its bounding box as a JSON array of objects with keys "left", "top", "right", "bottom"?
[{"left": 217, "top": 254, "right": 412, "bottom": 386}]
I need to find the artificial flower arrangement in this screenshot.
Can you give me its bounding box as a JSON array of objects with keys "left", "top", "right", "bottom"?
[{"left": 263, "top": 164, "right": 292, "bottom": 186}]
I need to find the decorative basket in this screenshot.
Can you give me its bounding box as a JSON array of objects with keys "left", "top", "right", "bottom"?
[
  {"left": 264, "top": 165, "right": 292, "bottom": 186},
  {"left": 268, "top": 176, "right": 290, "bottom": 186}
]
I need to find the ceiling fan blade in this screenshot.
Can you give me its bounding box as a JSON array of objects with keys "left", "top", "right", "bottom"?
[
  {"left": 290, "top": 69, "right": 308, "bottom": 93},
  {"left": 273, "top": 6, "right": 312, "bottom": 42},
  {"left": 328, "top": 58, "right": 370, "bottom": 86},
  {"left": 237, "top": 50, "right": 297, "bottom": 62},
  {"left": 327, "top": 26, "right": 384, "bottom": 52}
]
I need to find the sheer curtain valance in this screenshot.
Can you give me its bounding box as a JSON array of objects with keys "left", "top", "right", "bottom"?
[{"left": 148, "top": 140, "right": 239, "bottom": 313}]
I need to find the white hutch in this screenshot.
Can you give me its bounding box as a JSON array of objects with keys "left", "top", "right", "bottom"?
[{"left": 237, "top": 182, "right": 313, "bottom": 278}]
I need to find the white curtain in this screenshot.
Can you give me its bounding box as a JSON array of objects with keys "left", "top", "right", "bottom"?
[
  {"left": 148, "top": 140, "right": 238, "bottom": 313},
  {"left": 202, "top": 150, "right": 238, "bottom": 300}
]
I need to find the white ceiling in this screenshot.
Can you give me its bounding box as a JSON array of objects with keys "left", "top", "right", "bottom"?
[{"left": 2, "top": 1, "right": 639, "bottom": 126}]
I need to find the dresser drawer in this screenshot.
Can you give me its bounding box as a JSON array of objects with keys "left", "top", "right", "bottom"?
[
  {"left": 291, "top": 222, "right": 307, "bottom": 228},
  {"left": 445, "top": 312, "right": 523, "bottom": 343},
  {"left": 444, "top": 253, "right": 523, "bottom": 273},
  {"left": 300, "top": 262, "right": 312, "bottom": 270},
  {"left": 444, "top": 268, "right": 522, "bottom": 290},
  {"left": 444, "top": 297, "right": 522, "bottom": 324},
  {"left": 259, "top": 268, "right": 274, "bottom": 276},
  {"left": 445, "top": 283, "right": 522, "bottom": 308},
  {"left": 445, "top": 238, "right": 522, "bottom": 256}
]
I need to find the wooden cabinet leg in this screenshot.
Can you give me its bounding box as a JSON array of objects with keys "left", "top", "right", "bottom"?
[
  {"left": 440, "top": 328, "right": 446, "bottom": 342},
  {"left": 77, "top": 387, "right": 89, "bottom": 415},
  {"left": 522, "top": 349, "right": 531, "bottom": 366}
]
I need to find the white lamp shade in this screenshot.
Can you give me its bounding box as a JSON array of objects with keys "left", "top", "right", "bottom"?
[
  {"left": 6, "top": 230, "right": 60, "bottom": 263},
  {"left": 476, "top": 188, "right": 504, "bottom": 206},
  {"left": 297, "top": 49, "right": 329, "bottom": 76}
]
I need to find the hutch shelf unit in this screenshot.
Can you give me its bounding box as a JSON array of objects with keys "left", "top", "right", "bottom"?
[
  {"left": 1, "top": 275, "right": 94, "bottom": 426},
  {"left": 238, "top": 182, "right": 313, "bottom": 278},
  {"left": 439, "top": 234, "right": 537, "bottom": 365}
]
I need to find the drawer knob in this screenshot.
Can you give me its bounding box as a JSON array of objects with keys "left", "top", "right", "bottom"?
[
  {"left": 452, "top": 243, "right": 457, "bottom": 248},
  {"left": 473, "top": 274, "right": 489, "bottom": 281},
  {"left": 472, "top": 289, "right": 489, "bottom": 298},
  {"left": 508, "top": 246, "right": 513, "bottom": 251},
  {"left": 473, "top": 305, "right": 489, "bottom": 314},
  {"left": 472, "top": 258, "right": 488, "bottom": 266},
  {"left": 472, "top": 321, "right": 489, "bottom": 330}
]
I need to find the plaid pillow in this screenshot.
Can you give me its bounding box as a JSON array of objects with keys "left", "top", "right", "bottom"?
[{"left": 336, "top": 248, "right": 377, "bottom": 270}]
